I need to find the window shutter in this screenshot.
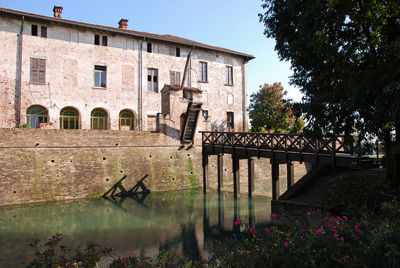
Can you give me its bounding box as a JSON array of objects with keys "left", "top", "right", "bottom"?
[
  {"left": 170, "top": 71, "right": 175, "bottom": 85},
  {"left": 30, "top": 58, "right": 38, "bottom": 83},
  {"left": 176, "top": 72, "right": 181, "bottom": 86},
  {"left": 38, "top": 59, "right": 46, "bottom": 84}
]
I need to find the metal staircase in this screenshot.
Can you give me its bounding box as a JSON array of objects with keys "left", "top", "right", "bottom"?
[{"left": 180, "top": 102, "right": 202, "bottom": 144}]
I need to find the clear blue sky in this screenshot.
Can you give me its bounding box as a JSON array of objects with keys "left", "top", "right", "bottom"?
[{"left": 1, "top": 0, "right": 303, "bottom": 102}]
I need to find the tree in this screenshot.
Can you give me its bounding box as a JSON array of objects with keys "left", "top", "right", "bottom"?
[
  {"left": 249, "top": 82, "right": 302, "bottom": 133},
  {"left": 259, "top": 0, "right": 400, "bottom": 185}
]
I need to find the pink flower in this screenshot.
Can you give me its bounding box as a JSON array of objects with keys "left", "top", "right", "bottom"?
[
  {"left": 340, "top": 237, "right": 345, "bottom": 242},
  {"left": 354, "top": 222, "right": 360, "bottom": 229},
  {"left": 306, "top": 211, "right": 311, "bottom": 216},
  {"left": 249, "top": 227, "right": 256, "bottom": 235},
  {"left": 324, "top": 217, "right": 330, "bottom": 222},
  {"left": 342, "top": 216, "right": 348, "bottom": 221},
  {"left": 299, "top": 228, "right": 304, "bottom": 235},
  {"left": 234, "top": 219, "right": 241, "bottom": 226},
  {"left": 370, "top": 211, "right": 374, "bottom": 215},
  {"left": 316, "top": 209, "right": 320, "bottom": 212},
  {"left": 316, "top": 228, "right": 323, "bottom": 235},
  {"left": 271, "top": 213, "right": 278, "bottom": 219},
  {"left": 365, "top": 222, "right": 368, "bottom": 226},
  {"left": 284, "top": 242, "right": 289, "bottom": 248},
  {"left": 344, "top": 255, "right": 350, "bottom": 260},
  {"left": 259, "top": 237, "right": 264, "bottom": 241},
  {"left": 334, "top": 233, "right": 339, "bottom": 238},
  {"left": 264, "top": 227, "right": 270, "bottom": 234},
  {"left": 245, "top": 238, "right": 248, "bottom": 242},
  {"left": 355, "top": 229, "right": 362, "bottom": 235}
]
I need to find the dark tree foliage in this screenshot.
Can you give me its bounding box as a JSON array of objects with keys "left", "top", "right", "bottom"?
[{"left": 259, "top": 0, "right": 400, "bottom": 185}]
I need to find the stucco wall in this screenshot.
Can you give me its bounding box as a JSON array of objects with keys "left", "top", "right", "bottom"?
[{"left": 0, "top": 15, "right": 248, "bottom": 137}]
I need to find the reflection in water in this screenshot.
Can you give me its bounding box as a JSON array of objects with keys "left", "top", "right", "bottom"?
[{"left": 0, "top": 189, "right": 271, "bottom": 267}]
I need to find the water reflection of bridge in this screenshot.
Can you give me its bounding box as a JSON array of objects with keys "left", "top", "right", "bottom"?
[{"left": 103, "top": 191, "right": 267, "bottom": 261}]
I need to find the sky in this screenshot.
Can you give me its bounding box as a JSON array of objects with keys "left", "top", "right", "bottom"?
[{"left": 0, "top": 0, "right": 303, "bottom": 102}]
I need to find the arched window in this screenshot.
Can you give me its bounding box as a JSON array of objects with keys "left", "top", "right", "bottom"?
[
  {"left": 26, "top": 105, "right": 48, "bottom": 128},
  {"left": 119, "top": 109, "right": 136, "bottom": 130},
  {"left": 60, "top": 107, "right": 80, "bottom": 129},
  {"left": 91, "top": 108, "right": 108, "bottom": 130}
]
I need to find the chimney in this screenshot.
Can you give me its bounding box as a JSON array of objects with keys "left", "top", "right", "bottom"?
[
  {"left": 53, "top": 5, "right": 63, "bottom": 18},
  {"left": 118, "top": 19, "right": 128, "bottom": 30}
]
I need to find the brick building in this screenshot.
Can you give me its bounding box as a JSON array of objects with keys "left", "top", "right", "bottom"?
[{"left": 0, "top": 6, "right": 254, "bottom": 139}]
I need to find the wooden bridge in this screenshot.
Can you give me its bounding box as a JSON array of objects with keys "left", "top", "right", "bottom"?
[{"left": 201, "top": 131, "right": 372, "bottom": 200}]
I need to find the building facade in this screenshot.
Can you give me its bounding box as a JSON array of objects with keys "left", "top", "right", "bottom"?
[{"left": 0, "top": 6, "right": 253, "bottom": 137}]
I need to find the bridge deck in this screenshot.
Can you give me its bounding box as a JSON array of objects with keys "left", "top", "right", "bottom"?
[{"left": 200, "top": 131, "right": 373, "bottom": 199}]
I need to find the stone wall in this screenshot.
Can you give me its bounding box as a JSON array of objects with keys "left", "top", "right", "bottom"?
[{"left": 0, "top": 129, "right": 307, "bottom": 206}]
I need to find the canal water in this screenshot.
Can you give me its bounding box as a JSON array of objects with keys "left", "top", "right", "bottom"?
[{"left": 0, "top": 189, "right": 271, "bottom": 267}]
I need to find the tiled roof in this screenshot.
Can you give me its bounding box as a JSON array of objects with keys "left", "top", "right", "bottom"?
[
  {"left": 162, "top": 84, "right": 202, "bottom": 92},
  {"left": 0, "top": 7, "right": 255, "bottom": 60}
]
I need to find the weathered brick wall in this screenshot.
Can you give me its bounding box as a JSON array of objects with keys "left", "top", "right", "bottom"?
[{"left": 0, "top": 129, "right": 307, "bottom": 206}]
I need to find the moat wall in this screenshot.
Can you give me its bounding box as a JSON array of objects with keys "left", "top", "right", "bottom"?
[{"left": 0, "top": 129, "right": 307, "bottom": 206}]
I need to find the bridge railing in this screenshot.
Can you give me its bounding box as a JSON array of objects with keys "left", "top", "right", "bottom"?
[{"left": 200, "top": 131, "right": 353, "bottom": 155}]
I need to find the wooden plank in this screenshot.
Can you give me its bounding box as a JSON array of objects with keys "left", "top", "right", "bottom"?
[
  {"left": 271, "top": 155, "right": 280, "bottom": 200},
  {"left": 217, "top": 154, "right": 224, "bottom": 191},
  {"left": 287, "top": 161, "right": 294, "bottom": 190},
  {"left": 232, "top": 153, "right": 240, "bottom": 198},
  {"left": 202, "top": 151, "right": 209, "bottom": 193},
  {"left": 248, "top": 157, "right": 254, "bottom": 196}
]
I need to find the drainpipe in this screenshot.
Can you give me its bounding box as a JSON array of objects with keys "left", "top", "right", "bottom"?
[
  {"left": 138, "top": 38, "right": 144, "bottom": 131},
  {"left": 241, "top": 58, "right": 248, "bottom": 132},
  {"left": 16, "top": 16, "right": 24, "bottom": 126}
]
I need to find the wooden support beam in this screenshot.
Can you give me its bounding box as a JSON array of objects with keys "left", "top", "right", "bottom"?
[
  {"left": 248, "top": 158, "right": 254, "bottom": 196},
  {"left": 202, "top": 151, "right": 209, "bottom": 193},
  {"left": 287, "top": 161, "right": 294, "bottom": 190},
  {"left": 271, "top": 156, "right": 280, "bottom": 200},
  {"left": 217, "top": 154, "right": 224, "bottom": 191},
  {"left": 232, "top": 153, "right": 240, "bottom": 198}
]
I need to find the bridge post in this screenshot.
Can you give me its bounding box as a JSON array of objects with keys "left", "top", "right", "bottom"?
[
  {"left": 218, "top": 192, "right": 224, "bottom": 232},
  {"left": 248, "top": 157, "right": 254, "bottom": 196},
  {"left": 217, "top": 154, "right": 224, "bottom": 191},
  {"left": 271, "top": 156, "right": 280, "bottom": 200},
  {"left": 232, "top": 153, "right": 240, "bottom": 198},
  {"left": 202, "top": 151, "right": 209, "bottom": 193},
  {"left": 287, "top": 161, "right": 294, "bottom": 190}
]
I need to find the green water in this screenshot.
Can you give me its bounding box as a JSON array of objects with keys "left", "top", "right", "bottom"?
[{"left": 0, "top": 189, "right": 271, "bottom": 267}]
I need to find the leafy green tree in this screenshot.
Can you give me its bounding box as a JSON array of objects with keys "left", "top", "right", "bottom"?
[
  {"left": 259, "top": 0, "right": 400, "bottom": 185},
  {"left": 249, "top": 82, "right": 303, "bottom": 133}
]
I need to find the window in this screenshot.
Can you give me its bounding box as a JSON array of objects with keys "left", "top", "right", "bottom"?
[
  {"left": 199, "top": 61, "right": 208, "bottom": 82},
  {"left": 147, "top": 115, "right": 157, "bottom": 131},
  {"left": 226, "top": 66, "right": 233, "bottom": 85},
  {"left": 30, "top": 58, "right": 46, "bottom": 84},
  {"left": 41, "top": 26, "right": 47, "bottom": 38},
  {"left": 227, "top": 112, "right": 234, "bottom": 131},
  {"left": 91, "top": 108, "right": 108, "bottom": 130},
  {"left": 119, "top": 110, "right": 136, "bottom": 130},
  {"left": 94, "top": 35, "right": 99, "bottom": 45},
  {"left": 60, "top": 107, "right": 79, "bottom": 129},
  {"left": 26, "top": 105, "right": 48, "bottom": 128},
  {"left": 94, "top": 65, "right": 107, "bottom": 88},
  {"left": 147, "top": 42, "right": 152, "bottom": 53},
  {"left": 94, "top": 35, "right": 107, "bottom": 46},
  {"left": 102, "top": 36, "right": 108, "bottom": 46},
  {"left": 183, "top": 89, "right": 193, "bottom": 101},
  {"left": 202, "top": 110, "right": 209, "bottom": 120},
  {"left": 227, "top": 94, "right": 234, "bottom": 105},
  {"left": 147, "top": 68, "right": 158, "bottom": 92},
  {"left": 170, "top": 71, "right": 181, "bottom": 86},
  {"left": 31, "top": 24, "right": 38, "bottom": 36},
  {"left": 176, "top": 47, "right": 180, "bottom": 57}
]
